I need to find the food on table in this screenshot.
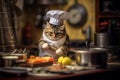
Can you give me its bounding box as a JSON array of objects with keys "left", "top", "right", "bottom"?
[
  {"left": 48, "top": 64, "right": 68, "bottom": 71},
  {"left": 27, "top": 55, "right": 54, "bottom": 64},
  {"left": 58, "top": 56, "right": 64, "bottom": 64},
  {"left": 58, "top": 56, "right": 72, "bottom": 65},
  {"left": 62, "top": 57, "right": 72, "bottom": 65}
]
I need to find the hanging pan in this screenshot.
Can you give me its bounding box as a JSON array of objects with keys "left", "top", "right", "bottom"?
[{"left": 67, "top": 0, "right": 88, "bottom": 27}]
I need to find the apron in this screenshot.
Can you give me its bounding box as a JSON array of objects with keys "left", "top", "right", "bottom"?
[{"left": 39, "top": 31, "right": 66, "bottom": 58}]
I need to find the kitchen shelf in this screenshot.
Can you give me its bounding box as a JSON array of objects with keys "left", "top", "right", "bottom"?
[
  {"left": 96, "top": 0, "right": 120, "bottom": 33},
  {"left": 95, "top": 0, "right": 120, "bottom": 48}
]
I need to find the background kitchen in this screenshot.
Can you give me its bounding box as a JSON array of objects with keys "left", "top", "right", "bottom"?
[
  {"left": 17, "top": 0, "right": 95, "bottom": 46},
  {"left": 1, "top": 0, "right": 120, "bottom": 63}
]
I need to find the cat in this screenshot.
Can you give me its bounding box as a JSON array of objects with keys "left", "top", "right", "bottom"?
[{"left": 38, "top": 22, "right": 70, "bottom": 59}]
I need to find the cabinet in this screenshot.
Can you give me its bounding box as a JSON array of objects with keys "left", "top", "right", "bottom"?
[
  {"left": 95, "top": 0, "right": 120, "bottom": 46},
  {"left": 95, "top": 0, "right": 120, "bottom": 62},
  {"left": 96, "top": 0, "right": 120, "bottom": 33}
]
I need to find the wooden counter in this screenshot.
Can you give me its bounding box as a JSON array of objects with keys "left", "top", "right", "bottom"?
[{"left": 0, "top": 63, "right": 120, "bottom": 80}]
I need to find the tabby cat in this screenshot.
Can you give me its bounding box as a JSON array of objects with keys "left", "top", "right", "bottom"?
[{"left": 38, "top": 22, "right": 70, "bottom": 59}]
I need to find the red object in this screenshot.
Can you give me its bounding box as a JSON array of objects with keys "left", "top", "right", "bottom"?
[
  {"left": 49, "top": 57, "right": 54, "bottom": 63},
  {"left": 100, "top": 21, "right": 108, "bottom": 26},
  {"left": 22, "top": 21, "right": 32, "bottom": 45}
]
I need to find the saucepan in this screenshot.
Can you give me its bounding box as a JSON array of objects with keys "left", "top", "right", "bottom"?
[
  {"left": 0, "top": 52, "right": 26, "bottom": 67},
  {"left": 71, "top": 48, "right": 108, "bottom": 68}
]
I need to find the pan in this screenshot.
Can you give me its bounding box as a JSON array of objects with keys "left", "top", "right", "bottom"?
[{"left": 67, "top": 0, "right": 88, "bottom": 27}]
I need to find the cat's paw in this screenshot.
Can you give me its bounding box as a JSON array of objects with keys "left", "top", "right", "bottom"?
[
  {"left": 42, "top": 43, "right": 49, "bottom": 49},
  {"left": 56, "top": 48, "right": 63, "bottom": 55}
]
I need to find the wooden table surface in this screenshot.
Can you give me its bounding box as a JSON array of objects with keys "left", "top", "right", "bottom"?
[{"left": 0, "top": 63, "right": 120, "bottom": 80}]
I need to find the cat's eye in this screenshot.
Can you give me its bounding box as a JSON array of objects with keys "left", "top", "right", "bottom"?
[{"left": 50, "top": 32, "right": 53, "bottom": 34}]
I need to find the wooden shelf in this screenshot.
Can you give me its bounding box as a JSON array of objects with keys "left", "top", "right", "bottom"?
[{"left": 96, "top": 0, "right": 120, "bottom": 33}]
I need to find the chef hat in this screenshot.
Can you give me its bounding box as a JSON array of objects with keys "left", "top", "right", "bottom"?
[{"left": 46, "top": 10, "right": 70, "bottom": 25}]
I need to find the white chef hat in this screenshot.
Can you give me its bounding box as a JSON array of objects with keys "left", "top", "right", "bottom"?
[{"left": 46, "top": 10, "right": 70, "bottom": 25}]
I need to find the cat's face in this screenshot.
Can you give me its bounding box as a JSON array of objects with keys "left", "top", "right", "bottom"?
[{"left": 44, "top": 22, "right": 66, "bottom": 40}]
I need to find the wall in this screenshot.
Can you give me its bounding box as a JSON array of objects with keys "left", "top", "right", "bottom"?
[
  {"left": 64, "top": 0, "right": 95, "bottom": 41},
  {"left": 17, "top": 0, "right": 95, "bottom": 46}
]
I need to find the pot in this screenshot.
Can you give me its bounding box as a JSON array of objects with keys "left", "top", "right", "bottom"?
[
  {"left": 0, "top": 52, "right": 20, "bottom": 67},
  {"left": 72, "top": 48, "right": 108, "bottom": 68},
  {"left": 2, "top": 56, "right": 18, "bottom": 67},
  {"left": 0, "top": 52, "right": 9, "bottom": 67},
  {"left": 94, "top": 32, "right": 116, "bottom": 48},
  {"left": 89, "top": 48, "right": 108, "bottom": 68}
]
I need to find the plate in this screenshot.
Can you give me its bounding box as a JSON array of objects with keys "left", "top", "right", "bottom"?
[
  {"left": 0, "top": 67, "right": 28, "bottom": 73},
  {"left": 0, "top": 67, "right": 28, "bottom": 77},
  {"left": 66, "top": 65, "right": 93, "bottom": 71},
  {"left": 46, "top": 64, "right": 74, "bottom": 74},
  {"left": 46, "top": 64, "right": 92, "bottom": 74},
  {"left": 18, "top": 61, "right": 53, "bottom": 67},
  {"left": 27, "top": 67, "right": 58, "bottom": 76},
  {"left": 28, "top": 72, "right": 58, "bottom": 76},
  {"left": 27, "top": 61, "right": 53, "bottom": 67}
]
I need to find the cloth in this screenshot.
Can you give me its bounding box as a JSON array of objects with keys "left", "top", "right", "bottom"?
[
  {"left": 39, "top": 30, "right": 67, "bottom": 58},
  {"left": 0, "top": 0, "right": 23, "bottom": 52}
]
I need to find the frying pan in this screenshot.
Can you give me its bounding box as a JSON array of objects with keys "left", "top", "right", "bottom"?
[{"left": 67, "top": 0, "right": 88, "bottom": 27}]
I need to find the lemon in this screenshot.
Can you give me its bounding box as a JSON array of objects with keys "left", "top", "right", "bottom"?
[
  {"left": 58, "top": 56, "right": 64, "bottom": 64},
  {"left": 62, "top": 57, "right": 72, "bottom": 65}
]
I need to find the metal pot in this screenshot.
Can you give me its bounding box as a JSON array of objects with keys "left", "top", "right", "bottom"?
[
  {"left": 72, "top": 48, "right": 108, "bottom": 68},
  {"left": 75, "top": 49, "right": 91, "bottom": 66},
  {"left": 0, "top": 52, "right": 9, "bottom": 67},
  {"left": 89, "top": 48, "right": 108, "bottom": 68},
  {"left": 0, "top": 52, "right": 19, "bottom": 67},
  {"left": 94, "top": 33, "right": 110, "bottom": 48},
  {"left": 94, "top": 32, "right": 117, "bottom": 48},
  {"left": 2, "top": 56, "right": 18, "bottom": 67}
]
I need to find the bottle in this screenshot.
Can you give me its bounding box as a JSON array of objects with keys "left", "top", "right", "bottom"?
[
  {"left": 22, "top": 21, "right": 32, "bottom": 45},
  {"left": 85, "top": 26, "right": 91, "bottom": 49}
]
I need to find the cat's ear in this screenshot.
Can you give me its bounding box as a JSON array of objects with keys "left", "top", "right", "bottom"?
[{"left": 46, "top": 22, "right": 52, "bottom": 29}]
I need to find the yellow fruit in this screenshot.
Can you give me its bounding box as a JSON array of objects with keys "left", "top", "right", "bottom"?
[
  {"left": 61, "top": 57, "right": 72, "bottom": 65},
  {"left": 58, "top": 56, "right": 64, "bottom": 64}
]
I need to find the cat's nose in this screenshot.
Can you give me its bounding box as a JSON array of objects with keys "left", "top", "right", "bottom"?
[
  {"left": 54, "top": 30, "right": 57, "bottom": 34},
  {"left": 53, "top": 34, "right": 56, "bottom": 38}
]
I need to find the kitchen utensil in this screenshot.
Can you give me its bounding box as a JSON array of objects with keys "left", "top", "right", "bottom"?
[
  {"left": 67, "top": 0, "right": 88, "bottom": 27},
  {"left": 2, "top": 56, "right": 18, "bottom": 67},
  {"left": 90, "top": 48, "right": 108, "bottom": 68},
  {"left": 72, "top": 48, "right": 108, "bottom": 68}
]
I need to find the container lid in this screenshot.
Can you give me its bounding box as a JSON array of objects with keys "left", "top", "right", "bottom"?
[
  {"left": 2, "top": 56, "right": 18, "bottom": 60},
  {"left": 71, "top": 47, "right": 108, "bottom": 54},
  {"left": 70, "top": 48, "right": 92, "bottom": 54},
  {"left": 90, "top": 48, "right": 108, "bottom": 53},
  {"left": 11, "top": 54, "right": 23, "bottom": 56}
]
